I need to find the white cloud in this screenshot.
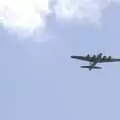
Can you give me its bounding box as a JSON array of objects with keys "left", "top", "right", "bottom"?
[
  {"left": 0, "top": 0, "right": 51, "bottom": 33},
  {"left": 53, "top": 0, "right": 112, "bottom": 23},
  {"left": 0, "top": 0, "right": 120, "bottom": 37}
]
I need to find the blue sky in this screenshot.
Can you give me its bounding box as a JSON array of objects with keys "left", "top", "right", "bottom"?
[{"left": 0, "top": 1, "right": 120, "bottom": 120}]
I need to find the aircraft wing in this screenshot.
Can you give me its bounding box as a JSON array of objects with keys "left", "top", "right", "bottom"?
[
  {"left": 71, "top": 56, "right": 91, "bottom": 61},
  {"left": 100, "top": 58, "right": 120, "bottom": 63}
]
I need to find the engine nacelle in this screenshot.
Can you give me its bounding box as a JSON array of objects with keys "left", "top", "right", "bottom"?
[
  {"left": 97, "top": 53, "right": 103, "bottom": 58},
  {"left": 103, "top": 56, "right": 107, "bottom": 60},
  {"left": 108, "top": 56, "right": 112, "bottom": 60},
  {"left": 92, "top": 55, "right": 96, "bottom": 59}
]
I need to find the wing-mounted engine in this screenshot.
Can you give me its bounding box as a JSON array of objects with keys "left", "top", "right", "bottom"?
[
  {"left": 103, "top": 56, "right": 112, "bottom": 60},
  {"left": 103, "top": 56, "right": 107, "bottom": 60},
  {"left": 97, "top": 53, "right": 103, "bottom": 59},
  {"left": 92, "top": 54, "right": 96, "bottom": 59},
  {"left": 108, "top": 56, "right": 112, "bottom": 60}
]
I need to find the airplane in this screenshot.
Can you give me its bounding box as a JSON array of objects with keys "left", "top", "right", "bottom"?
[{"left": 71, "top": 53, "right": 120, "bottom": 71}]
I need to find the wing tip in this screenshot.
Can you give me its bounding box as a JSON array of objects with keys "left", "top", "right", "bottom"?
[{"left": 71, "top": 56, "right": 76, "bottom": 58}]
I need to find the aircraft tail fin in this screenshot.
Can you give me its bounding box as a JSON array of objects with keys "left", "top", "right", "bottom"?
[{"left": 80, "top": 66, "right": 102, "bottom": 70}]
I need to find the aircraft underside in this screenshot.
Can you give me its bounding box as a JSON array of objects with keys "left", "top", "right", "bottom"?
[{"left": 71, "top": 53, "right": 120, "bottom": 71}]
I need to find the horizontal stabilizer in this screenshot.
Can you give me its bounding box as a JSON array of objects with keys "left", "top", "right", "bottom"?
[{"left": 80, "top": 66, "right": 102, "bottom": 69}]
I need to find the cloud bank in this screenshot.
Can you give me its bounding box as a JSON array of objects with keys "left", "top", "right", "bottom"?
[{"left": 0, "top": 0, "right": 120, "bottom": 35}]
